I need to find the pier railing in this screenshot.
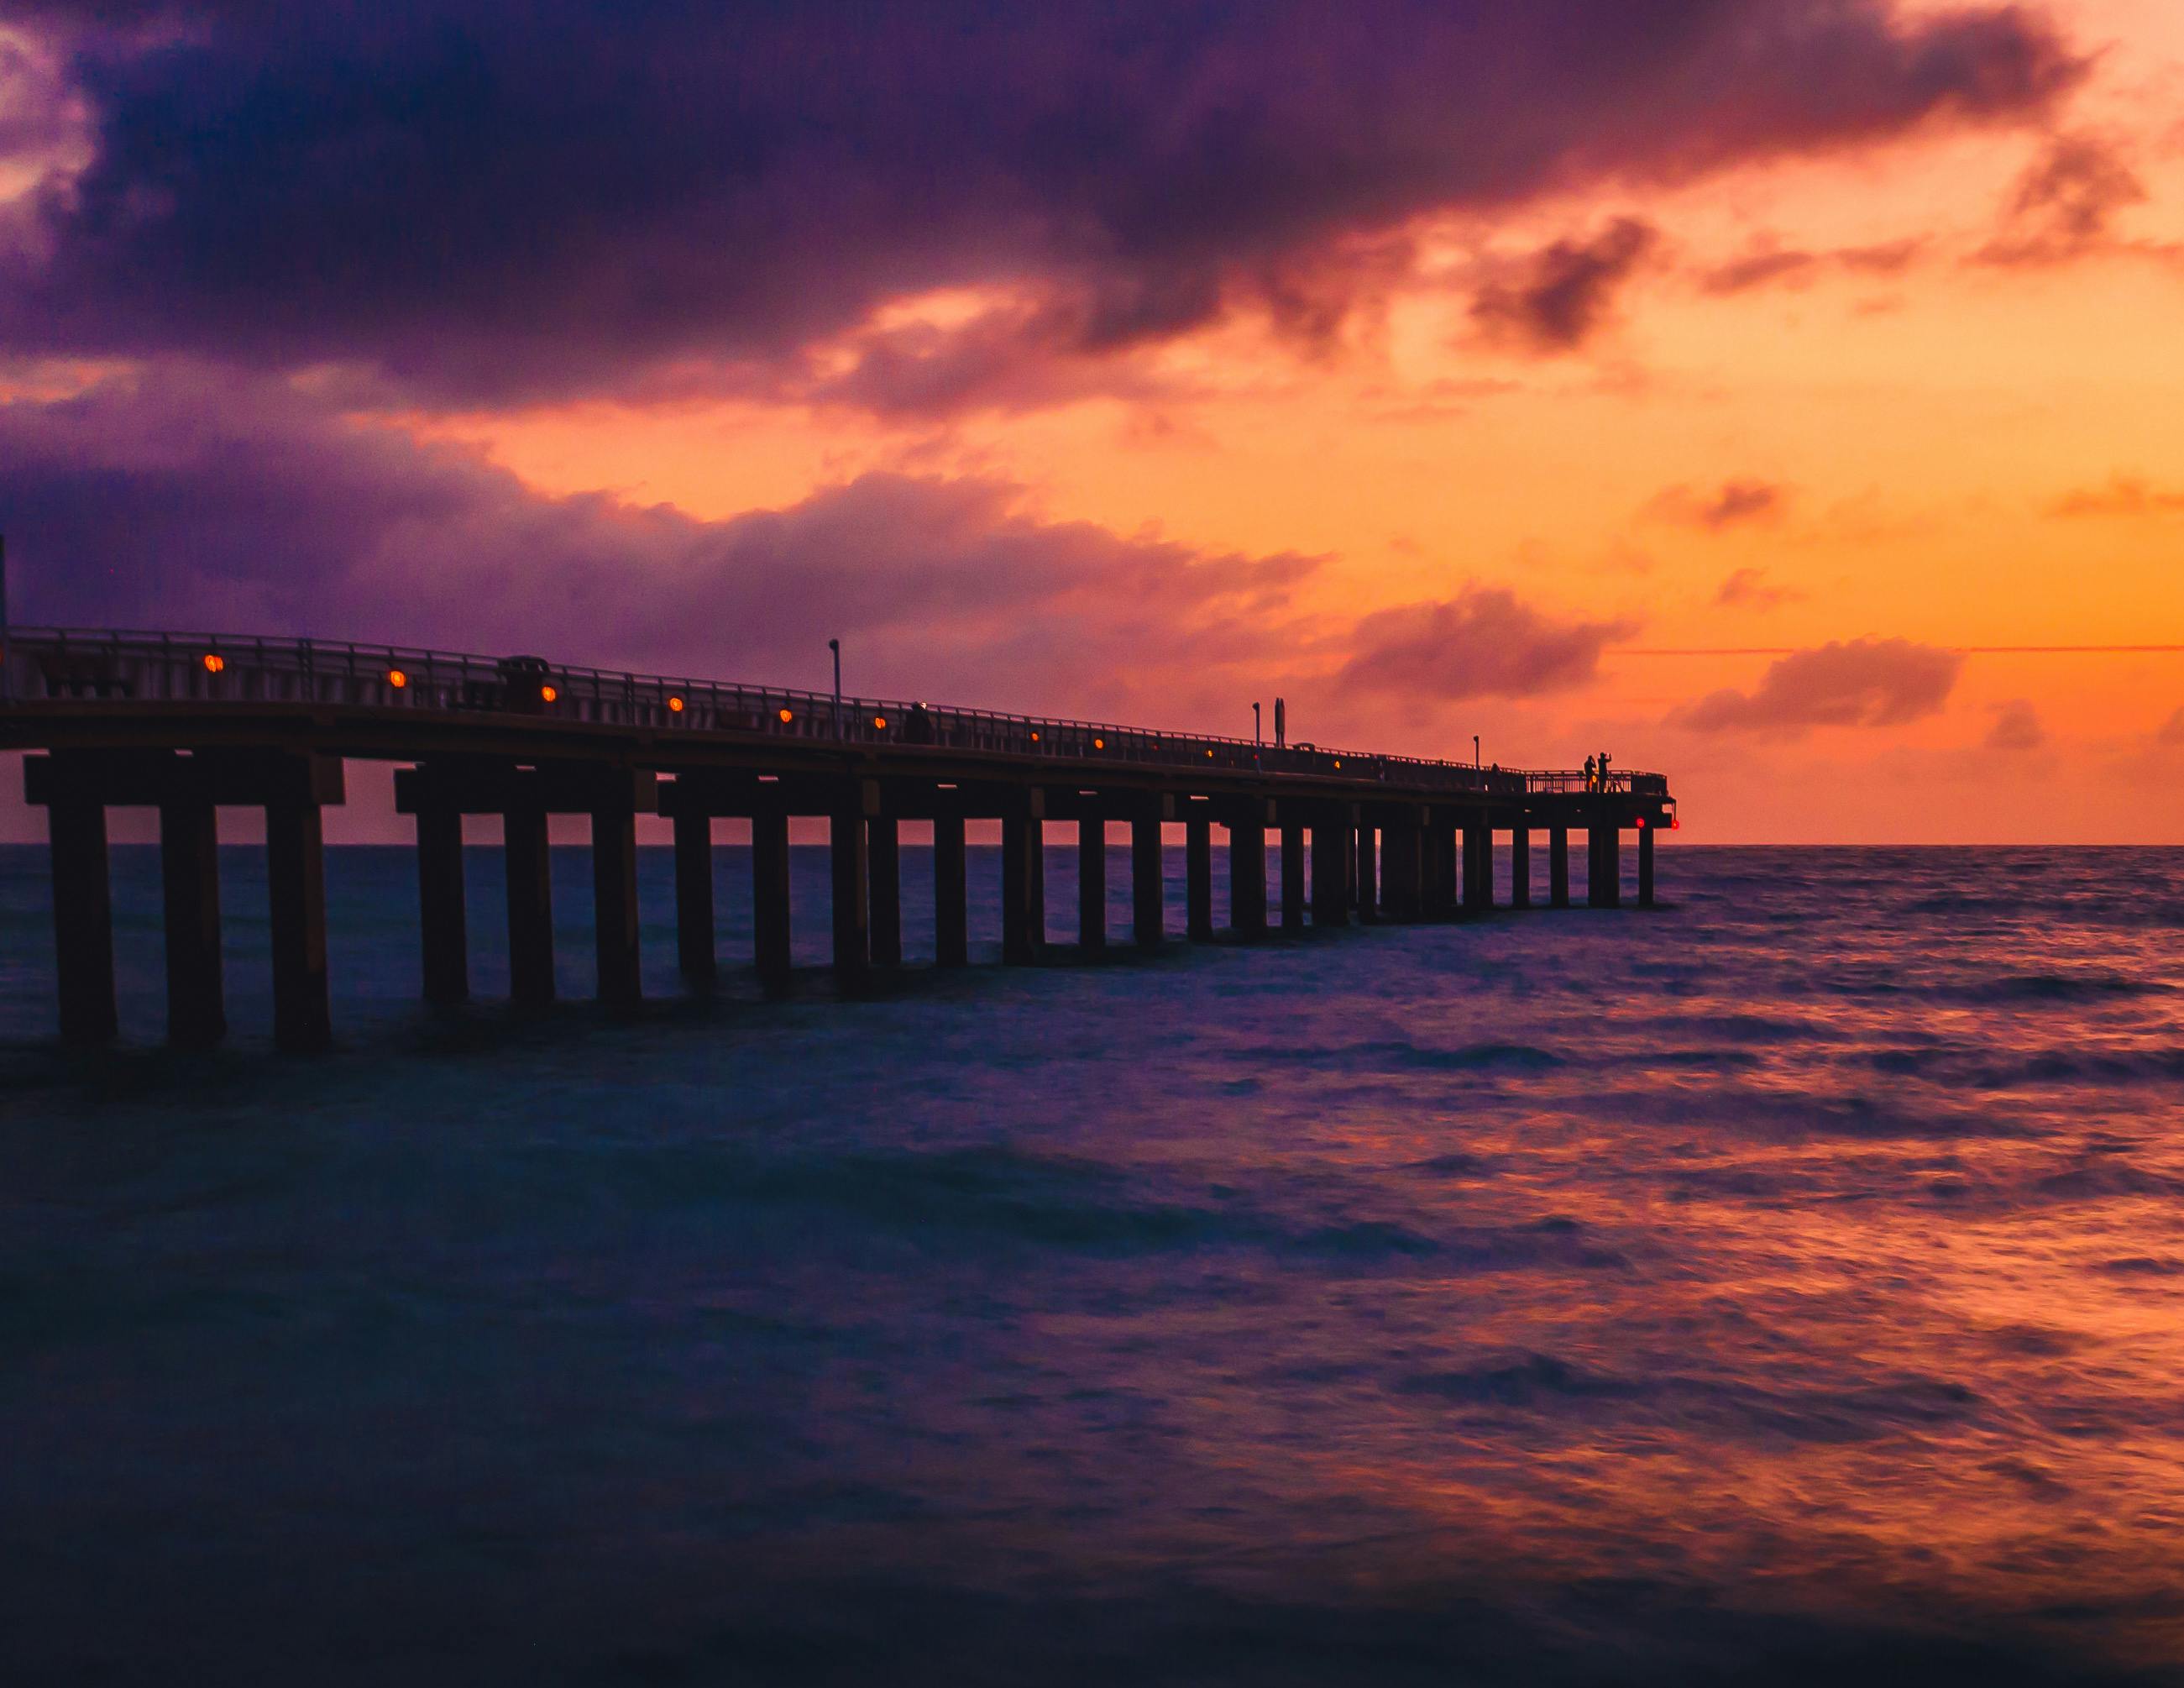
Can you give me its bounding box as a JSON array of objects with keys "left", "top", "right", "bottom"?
[{"left": 3, "top": 626, "right": 1664, "bottom": 799}]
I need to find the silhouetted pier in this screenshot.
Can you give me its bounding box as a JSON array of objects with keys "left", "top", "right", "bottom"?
[{"left": 3, "top": 630, "right": 1676, "bottom": 1051}]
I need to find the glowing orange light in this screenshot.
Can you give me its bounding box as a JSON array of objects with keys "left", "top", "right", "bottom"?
[
  {"left": 1093, "top": 737, "right": 1104, "bottom": 750},
  {"left": 872, "top": 715, "right": 888, "bottom": 730},
  {"left": 778, "top": 707, "right": 794, "bottom": 724},
  {"left": 1030, "top": 731, "right": 1040, "bottom": 742},
  {"left": 1206, "top": 749, "right": 1214, "bottom": 758},
  {"left": 539, "top": 684, "right": 558, "bottom": 703},
  {"left": 1333, "top": 759, "right": 1342, "bottom": 768},
  {"left": 202, "top": 653, "right": 225, "bottom": 674},
  {"left": 386, "top": 668, "right": 407, "bottom": 689},
  {"left": 668, "top": 695, "right": 684, "bottom": 713}
]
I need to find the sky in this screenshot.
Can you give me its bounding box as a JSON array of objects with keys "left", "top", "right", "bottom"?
[{"left": 3, "top": 0, "right": 2183, "bottom": 842}]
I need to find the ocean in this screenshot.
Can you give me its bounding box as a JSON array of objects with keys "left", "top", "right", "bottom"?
[{"left": 3, "top": 843, "right": 2182, "bottom": 1685}]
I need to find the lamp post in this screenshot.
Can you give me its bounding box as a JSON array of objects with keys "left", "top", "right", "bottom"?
[
  {"left": 830, "top": 637, "right": 842, "bottom": 742},
  {"left": 1473, "top": 734, "right": 1480, "bottom": 769}
]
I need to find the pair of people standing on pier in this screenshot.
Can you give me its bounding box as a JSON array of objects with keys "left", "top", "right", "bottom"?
[{"left": 1584, "top": 752, "right": 1614, "bottom": 792}]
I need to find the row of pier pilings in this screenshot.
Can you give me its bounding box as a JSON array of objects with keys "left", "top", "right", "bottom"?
[{"left": 24, "top": 749, "right": 1657, "bottom": 1052}]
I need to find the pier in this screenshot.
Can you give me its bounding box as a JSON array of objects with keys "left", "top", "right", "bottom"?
[{"left": 2, "top": 630, "right": 1676, "bottom": 1051}]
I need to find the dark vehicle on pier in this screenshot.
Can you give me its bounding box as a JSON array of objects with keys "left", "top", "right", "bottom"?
[{"left": 461, "top": 655, "right": 563, "bottom": 715}]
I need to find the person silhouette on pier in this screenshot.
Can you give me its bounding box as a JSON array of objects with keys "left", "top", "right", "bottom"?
[
  {"left": 1599, "top": 751, "right": 1612, "bottom": 789},
  {"left": 1584, "top": 754, "right": 1597, "bottom": 792}
]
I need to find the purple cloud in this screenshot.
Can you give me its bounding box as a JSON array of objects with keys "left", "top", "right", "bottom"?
[
  {"left": 1977, "top": 132, "right": 2146, "bottom": 266},
  {"left": 1715, "top": 567, "right": 1801, "bottom": 611},
  {"left": 1650, "top": 480, "right": 1791, "bottom": 532},
  {"left": 1675, "top": 637, "right": 1962, "bottom": 733},
  {"left": 0, "top": 367, "right": 1319, "bottom": 713},
  {"left": 0, "top": 2, "right": 2083, "bottom": 405},
  {"left": 1336, "top": 587, "right": 1634, "bottom": 700},
  {"left": 1470, "top": 220, "right": 1658, "bottom": 354}
]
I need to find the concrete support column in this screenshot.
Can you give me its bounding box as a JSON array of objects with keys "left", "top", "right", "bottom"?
[
  {"left": 1355, "top": 825, "right": 1378, "bottom": 924},
  {"left": 265, "top": 799, "right": 332, "bottom": 1052},
  {"left": 1132, "top": 810, "right": 1164, "bottom": 950},
  {"left": 1598, "top": 827, "right": 1623, "bottom": 908},
  {"left": 1380, "top": 825, "right": 1418, "bottom": 922},
  {"left": 160, "top": 798, "right": 226, "bottom": 1046},
  {"left": 504, "top": 805, "right": 555, "bottom": 1006},
  {"left": 1311, "top": 814, "right": 1350, "bottom": 928},
  {"left": 1463, "top": 824, "right": 1490, "bottom": 915},
  {"left": 752, "top": 809, "right": 793, "bottom": 993},
  {"left": 673, "top": 809, "right": 716, "bottom": 988},
  {"left": 1280, "top": 820, "right": 1306, "bottom": 930},
  {"left": 830, "top": 805, "right": 871, "bottom": 989},
  {"left": 416, "top": 806, "right": 468, "bottom": 1004},
  {"left": 1550, "top": 827, "right": 1570, "bottom": 909},
  {"left": 592, "top": 804, "right": 642, "bottom": 1004},
  {"left": 1427, "top": 822, "right": 1458, "bottom": 920},
  {"left": 1511, "top": 826, "right": 1532, "bottom": 910},
  {"left": 868, "top": 814, "right": 902, "bottom": 968},
  {"left": 1002, "top": 805, "right": 1045, "bottom": 964},
  {"left": 1230, "top": 815, "right": 1266, "bottom": 938},
  {"left": 47, "top": 799, "right": 117, "bottom": 1045},
  {"left": 1185, "top": 813, "right": 1213, "bottom": 941},
  {"left": 1078, "top": 813, "right": 1107, "bottom": 953},
  {"left": 1638, "top": 825, "right": 1656, "bottom": 909},
  {"left": 933, "top": 812, "right": 968, "bottom": 967}
]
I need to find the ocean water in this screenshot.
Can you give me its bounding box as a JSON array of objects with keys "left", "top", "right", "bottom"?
[{"left": 3, "top": 844, "right": 2184, "bottom": 1685}]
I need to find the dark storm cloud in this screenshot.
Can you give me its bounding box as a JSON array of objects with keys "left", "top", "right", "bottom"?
[
  {"left": 0, "top": 2, "right": 2083, "bottom": 404},
  {"left": 1469, "top": 219, "right": 1658, "bottom": 354},
  {"left": 1336, "top": 588, "right": 1634, "bottom": 700},
  {"left": 1675, "top": 637, "right": 1961, "bottom": 732},
  {"left": 0, "top": 368, "right": 1320, "bottom": 705}
]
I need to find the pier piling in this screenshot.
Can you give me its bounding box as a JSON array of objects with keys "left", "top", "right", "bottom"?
[
  {"left": 1230, "top": 808, "right": 1267, "bottom": 938},
  {"left": 1312, "top": 812, "right": 1350, "bottom": 928},
  {"left": 160, "top": 797, "right": 226, "bottom": 1046},
  {"left": 265, "top": 797, "right": 331, "bottom": 1051},
  {"left": 46, "top": 798, "right": 116, "bottom": 1045},
  {"left": 1186, "top": 812, "right": 1213, "bottom": 941},
  {"left": 1131, "top": 801, "right": 1165, "bottom": 950},
  {"left": 416, "top": 806, "right": 469, "bottom": 1004},
  {"left": 1550, "top": 827, "right": 1570, "bottom": 908},
  {"left": 673, "top": 809, "right": 715, "bottom": 987},
  {"left": 504, "top": 805, "right": 555, "bottom": 1006},
  {"left": 1281, "top": 818, "right": 1306, "bottom": 929},
  {"left": 868, "top": 813, "right": 902, "bottom": 968},
  {"left": 933, "top": 811, "right": 969, "bottom": 966},
  {"left": 1078, "top": 812, "right": 1107, "bottom": 952},
  {"left": 830, "top": 801, "right": 872, "bottom": 989},
  {"left": 752, "top": 809, "right": 793, "bottom": 992}
]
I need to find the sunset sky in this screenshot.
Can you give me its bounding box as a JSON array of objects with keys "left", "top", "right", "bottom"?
[{"left": 4, "top": 0, "right": 2184, "bottom": 841}]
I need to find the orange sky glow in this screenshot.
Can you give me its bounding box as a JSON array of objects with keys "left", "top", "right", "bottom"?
[{"left": 4, "top": 0, "right": 2183, "bottom": 841}]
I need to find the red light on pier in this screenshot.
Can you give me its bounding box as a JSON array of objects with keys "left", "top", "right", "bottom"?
[
  {"left": 1030, "top": 731, "right": 1040, "bottom": 742},
  {"left": 872, "top": 715, "right": 888, "bottom": 730},
  {"left": 668, "top": 695, "right": 684, "bottom": 713},
  {"left": 1093, "top": 737, "right": 1104, "bottom": 750},
  {"left": 539, "top": 684, "right": 558, "bottom": 703},
  {"left": 202, "top": 653, "right": 225, "bottom": 674},
  {"left": 778, "top": 707, "right": 794, "bottom": 723},
  {"left": 386, "top": 668, "right": 407, "bottom": 689}
]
